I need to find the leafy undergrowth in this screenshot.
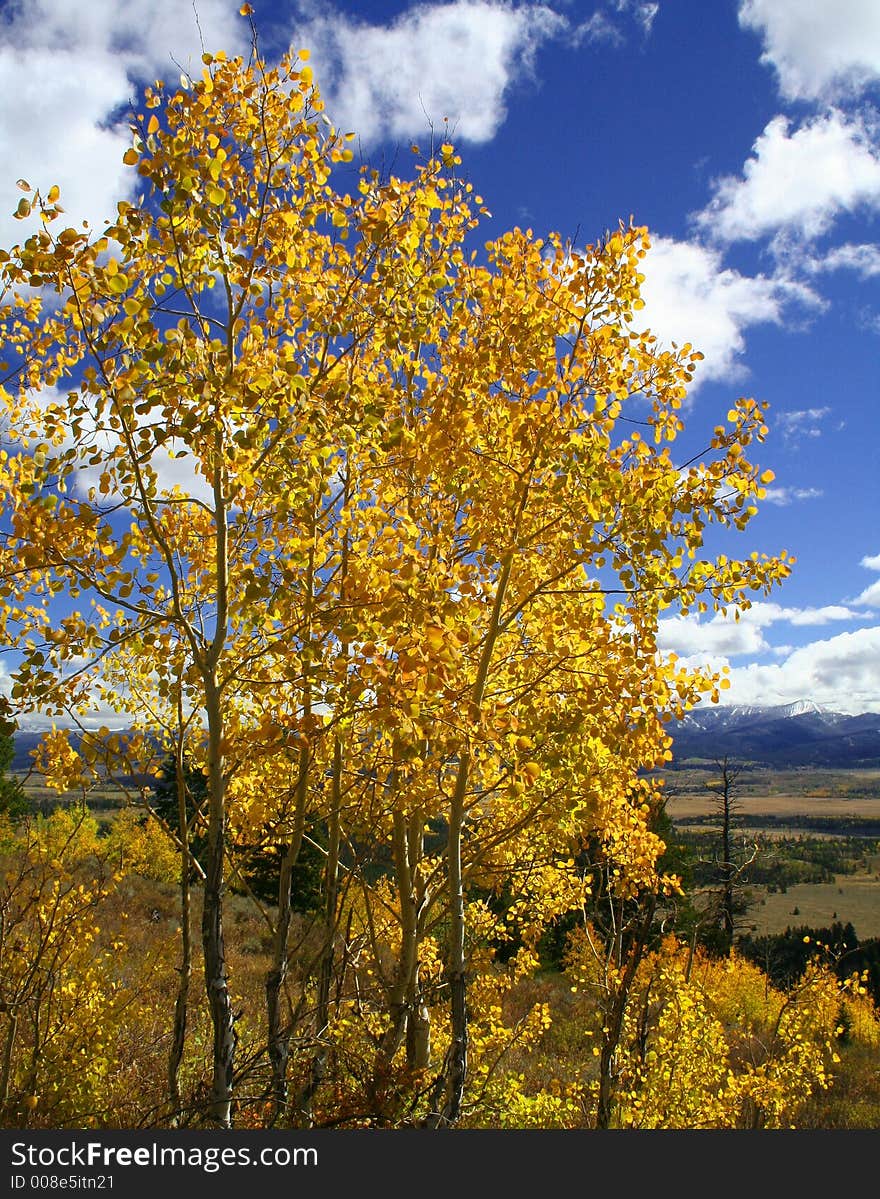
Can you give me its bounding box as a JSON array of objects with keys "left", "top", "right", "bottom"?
[{"left": 4, "top": 811, "right": 880, "bottom": 1130}]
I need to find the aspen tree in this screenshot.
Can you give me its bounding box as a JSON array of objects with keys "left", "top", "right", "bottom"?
[{"left": 0, "top": 38, "right": 791, "bottom": 1125}]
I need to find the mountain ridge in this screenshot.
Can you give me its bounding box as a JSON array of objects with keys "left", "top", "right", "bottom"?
[
  {"left": 7, "top": 702, "right": 880, "bottom": 774},
  {"left": 671, "top": 703, "right": 880, "bottom": 768}
]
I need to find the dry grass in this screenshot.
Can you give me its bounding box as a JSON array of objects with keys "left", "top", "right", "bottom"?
[
  {"left": 744, "top": 864, "right": 880, "bottom": 939},
  {"left": 666, "top": 793, "right": 880, "bottom": 822},
  {"left": 664, "top": 771, "right": 880, "bottom": 940}
]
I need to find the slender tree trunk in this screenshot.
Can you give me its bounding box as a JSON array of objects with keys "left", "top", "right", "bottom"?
[
  {"left": 425, "top": 543, "right": 518, "bottom": 1127},
  {"left": 268, "top": 503, "right": 318, "bottom": 1122},
  {"left": 372, "top": 808, "right": 426, "bottom": 1113},
  {"left": 0, "top": 1010, "right": 18, "bottom": 1113},
  {"left": 714, "top": 757, "right": 738, "bottom": 955},
  {"left": 299, "top": 734, "right": 342, "bottom": 1119},
  {"left": 300, "top": 507, "right": 348, "bottom": 1119},
  {"left": 266, "top": 745, "right": 309, "bottom": 1119},
  {"left": 405, "top": 812, "right": 430, "bottom": 1074},
  {"left": 202, "top": 674, "right": 236, "bottom": 1127},
  {"left": 405, "top": 984, "right": 431, "bottom": 1072},
  {"left": 441, "top": 811, "right": 468, "bottom": 1122},
  {"left": 424, "top": 457, "right": 537, "bottom": 1128},
  {"left": 595, "top": 895, "right": 656, "bottom": 1129},
  {"left": 721, "top": 768, "right": 734, "bottom": 953},
  {"left": 167, "top": 715, "right": 193, "bottom": 1124}
]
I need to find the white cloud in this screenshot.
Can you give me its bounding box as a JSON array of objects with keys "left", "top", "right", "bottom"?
[
  {"left": 843, "top": 555, "right": 880, "bottom": 606},
  {"left": 576, "top": 1, "right": 658, "bottom": 44},
  {"left": 3, "top": 0, "right": 243, "bottom": 74},
  {"left": 808, "top": 242, "right": 880, "bottom": 278},
  {"left": 659, "top": 614, "right": 769, "bottom": 658},
  {"left": 629, "top": 2, "right": 659, "bottom": 37},
  {"left": 696, "top": 112, "right": 880, "bottom": 244},
  {"left": 13, "top": 385, "right": 214, "bottom": 505},
  {"left": 0, "top": 47, "right": 133, "bottom": 251},
  {"left": 635, "top": 235, "right": 817, "bottom": 386},
  {"left": 779, "top": 604, "right": 870, "bottom": 626},
  {"left": 293, "top": 1, "right": 566, "bottom": 146},
  {"left": 576, "top": 12, "right": 623, "bottom": 47},
  {"left": 775, "top": 406, "right": 832, "bottom": 445},
  {"left": 852, "top": 580, "right": 880, "bottom": 607},
  {"left": 712, "top": 625, "right": 880, "bottom": 714},
  {"left": 0, "top": 650, "right": 134, "bottom": 733},
  {"left": 739, "top": 0, "right": 880, "bottom": 102},
  {"left": 0, "top": 0, "right": 246, "bottom": 252},
  {"left": 659, "top": 601, "right": 869, "bottom": 660},
  {"left": 763, "top": 486, "right": 823, "bottom": 505}
]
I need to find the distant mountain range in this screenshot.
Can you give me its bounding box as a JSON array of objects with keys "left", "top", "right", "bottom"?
[
  {"left": 9, "top": 731, "right": 56, "bottom": 774},
  {"left": 7, "top": 730, "right": 152, "bottom": 780},
  {"left": 8, "top": 701, "right": 880, "bottom": 774},
  {"left": 669, "top": 701, "right": 880, "bottom": 768}
]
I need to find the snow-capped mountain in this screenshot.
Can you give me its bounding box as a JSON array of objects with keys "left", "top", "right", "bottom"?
[
  {"left": 8, "top": 702, "right": 880, "bottom": 775},
  {"left": 671, "top": 703, "right": 880, "bottom": 767},
  {"left": 679, "top": 700, "right": 844, "bottom": 731}
]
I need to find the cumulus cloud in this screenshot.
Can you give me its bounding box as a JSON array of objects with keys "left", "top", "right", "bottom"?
[
  {"left": 0, "top": 0, "right": 246, "bottom": 251},
  {"left": 291, "top": 1, "right": 566, "bottom": 146},
  {"left": 0, "top": 48, "right": 132, "bottom": 251},
  {"left": 658, "top": 614, "right": 769, "bottom": 658},
  {"left": 739, "top": 0, "right": 880, "bottom": 102},
  {"left": 0, "top": 658, "right": 12, "bottom": 701},
  {"left": 762, "top": 486, "right": 823, "bottom": 505},
  {"left": 715, "top": 625, "right": 880, "bottom": 714},
  {"left": 635, "top": 235, "right": 818, "bottom": 386},
  {"left": 0, "top": 649, "right": 133, "bottom": 732},
  {"left": 696, "top": 112, "right": 880, "bottom": 244},
  {"left": 773, "top": 603, "right": 871, "bottom": 626},
  {"left": 0, "top": 0, "right": 242, "bottom": 72},
  {"left": 807, "top": 242, "right": 880, "bottom": 278},
  {"left": 659, "top": 601, "right": 870, "bottom": 661},
  {"left": 851, "top": 557, "right": 880, "bottom": 607},
  {"left": 13, "top": 385, "right": 214, "bottom": 505},
  {"left": 853, "top": 581, "right": 880, "bottom": 607}
]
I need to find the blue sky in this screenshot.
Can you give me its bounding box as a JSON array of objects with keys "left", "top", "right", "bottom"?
[{"left": 1, "top": 0, "right": 879, "bottom": 713}]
